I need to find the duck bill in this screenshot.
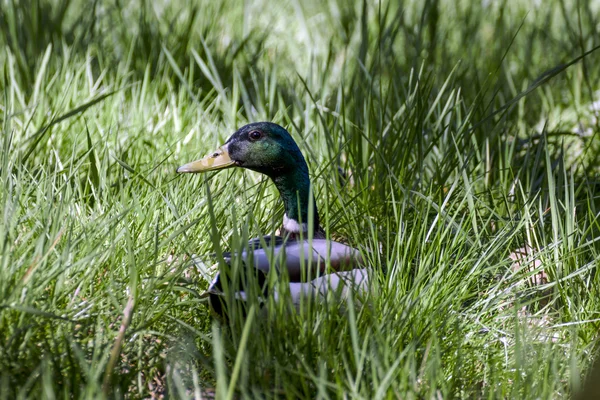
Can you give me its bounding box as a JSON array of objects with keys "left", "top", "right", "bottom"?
[{"left": 176, "top": 145, "right": 235, "bottom": 173}]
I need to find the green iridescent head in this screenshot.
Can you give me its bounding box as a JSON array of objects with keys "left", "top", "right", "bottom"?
[{"left": 178, "top": 122, "right": 322, "bottom": 237}]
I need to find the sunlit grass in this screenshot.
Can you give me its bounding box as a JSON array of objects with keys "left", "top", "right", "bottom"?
[{"left": 1, "top": 0, "right": 599, "bottom": 398}]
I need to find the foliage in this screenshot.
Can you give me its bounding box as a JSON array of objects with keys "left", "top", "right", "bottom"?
[{"left": 1, "top": 0, "right": 599, "bottom": 398}]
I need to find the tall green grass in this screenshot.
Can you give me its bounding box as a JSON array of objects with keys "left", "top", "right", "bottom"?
[{"left": 1, "top": 0, "right": 599, "bottom": 398}]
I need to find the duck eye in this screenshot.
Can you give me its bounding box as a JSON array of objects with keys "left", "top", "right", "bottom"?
[{"left": 248, "top": 130, "right": 262, "bottom": 141}]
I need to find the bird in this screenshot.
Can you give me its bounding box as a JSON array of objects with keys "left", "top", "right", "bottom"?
[{"left": 177, "top": 122, "right": 369, "bottom": 317}]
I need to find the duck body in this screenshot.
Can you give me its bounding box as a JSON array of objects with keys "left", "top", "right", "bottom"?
[
  {"left": 221, "top": 236, "right": 364, "bottom": 282},
  {"left": 178, "top": 122, "right": 368, "bottom": 317},
  {"left": 204, "top": 237, "right": 369, "bottom": 316}
]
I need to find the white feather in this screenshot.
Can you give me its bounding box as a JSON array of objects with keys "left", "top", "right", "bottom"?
[
  {"left": 284, "top": 268, "right": 370, "bottom": 306},
  {"left": 282, "top": 214, "right": 307, "bottom": 233}
]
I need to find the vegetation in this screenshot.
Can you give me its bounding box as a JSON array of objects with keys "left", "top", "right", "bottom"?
[{"left": 1, "top": 0, "right": 599, "bottom": 398}]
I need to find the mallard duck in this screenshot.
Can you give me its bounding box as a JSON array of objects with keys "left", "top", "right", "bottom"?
[{"left": 177, "top": 122, "right": 368, "bottom": 316}]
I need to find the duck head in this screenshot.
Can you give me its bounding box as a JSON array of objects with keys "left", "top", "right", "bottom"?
[{"left": 178, "top": 122, "right": 323, "bottom": 238}]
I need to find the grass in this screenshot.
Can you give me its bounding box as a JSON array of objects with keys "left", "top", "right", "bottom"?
[{"left": 1, "top": 0, "right": 600, "bottom": 398}]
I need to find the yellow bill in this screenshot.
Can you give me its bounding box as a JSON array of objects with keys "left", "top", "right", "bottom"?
[{"left": 176, "top": 145, "right": 235, "bottom": 173}]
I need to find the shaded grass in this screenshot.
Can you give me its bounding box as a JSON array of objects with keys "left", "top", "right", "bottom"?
[{"left": 1, "top": 0, "right": 600, "bottom": 398}]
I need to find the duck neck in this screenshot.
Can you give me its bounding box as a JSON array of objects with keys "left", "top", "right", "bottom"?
[{"left": 271, "top": 169, "right": 322, "bottom": 238}]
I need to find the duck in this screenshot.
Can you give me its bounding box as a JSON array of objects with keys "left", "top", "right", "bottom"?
[{"left": 177, "top": 122, "right": 369, "bottom": 317}]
